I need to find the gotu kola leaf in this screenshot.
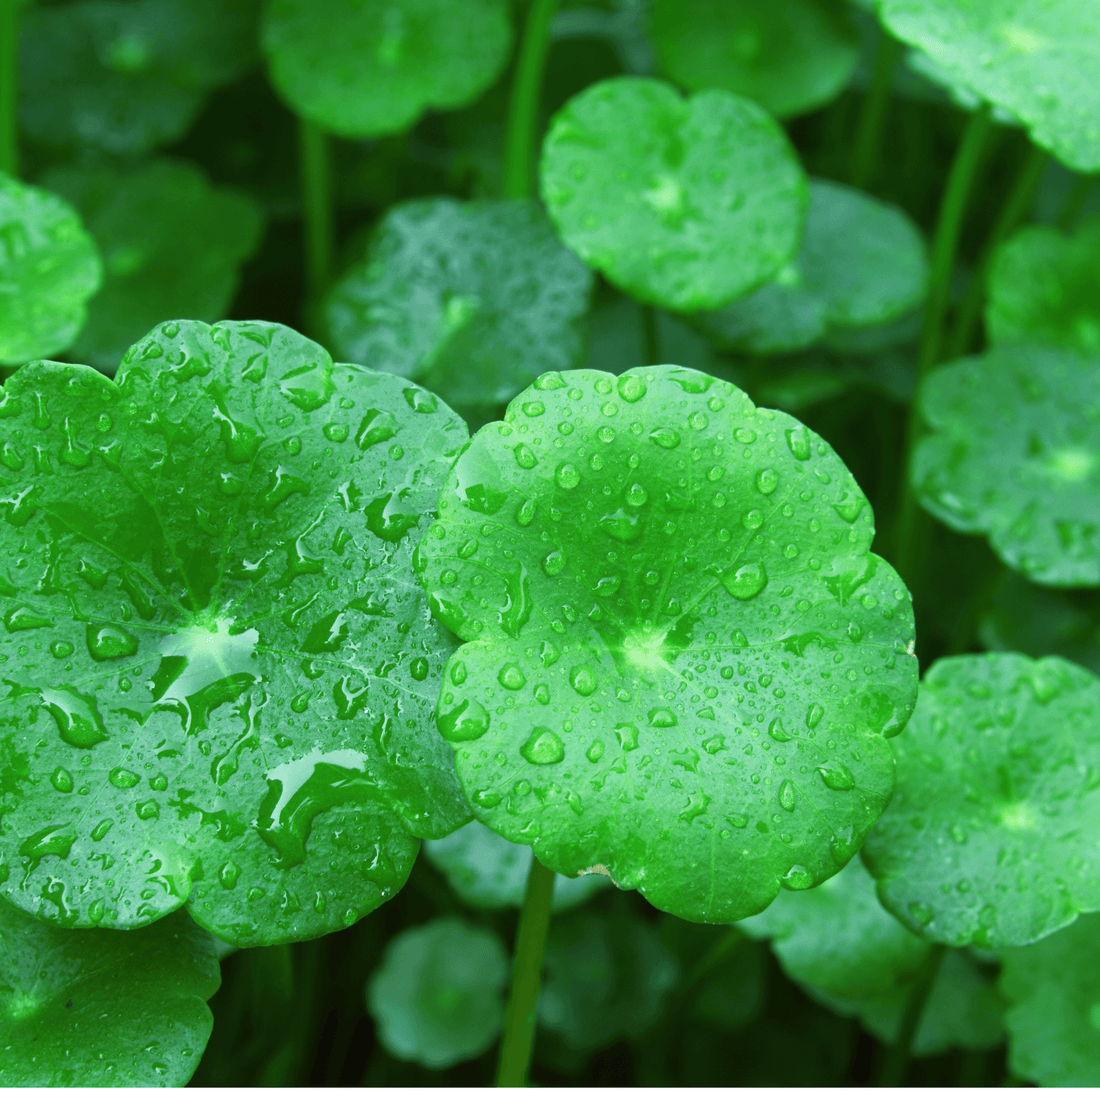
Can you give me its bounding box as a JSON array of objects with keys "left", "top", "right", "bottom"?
[
  {"left": 0, "top": 173, "right": 102, "bottom": 368},
  {"left": 322, "top": 197, "right": 593, "bottom": 411},
  {"left": 0, "top": 900, "right": 219, "bottom": 1086},
  {"left": 367, "top": 916, "right": 508, "bottom": 1069},
  {"left": 42, "top": 159, "right": 264, "bottom": 372},
  {"left": 650, "top": 0, "right": 859, "bottom": 120},
  {"left": 863, "top": 653, "right": 1100, "bottom": 948},
  {"left": 540, "top": 77, "right": 808, "bottom": 313},
  {"left": 877, "top": 0, "right": 1100, "bottom": 172},
  {"left": 414, "top": 364, "right": 918, "bottom": 923},
  {"left": 0, "top": 319, "right": 470, "bottom": 946},
  {"left": 912, "top": 345, "right": 1100, "bottom": 586},
  {"left": 261, "top": 0, "right": 512, "bottom": 140}
]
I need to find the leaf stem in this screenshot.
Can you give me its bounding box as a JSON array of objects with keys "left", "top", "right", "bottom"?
[
  {"left": 299, "top": 117, "right": 333, "bottom": 304},
  {"left": 503, "top": 0, "right": 559, "bottom": 200},
  {"left": 849, "top": 31, "right": 902, "bottom": 190},
  {"left": 878, "top": 943, "right": 947, "bottom": 1086},
  {"left": 496, "top": 856, "right": 556, "bottom": 1086},
  {"left": 0, "top": 0, "right": 17, "bottom": 178}
]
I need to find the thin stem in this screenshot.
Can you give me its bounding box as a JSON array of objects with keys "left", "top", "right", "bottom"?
[
  {"left": 503, "top": 0, "right": 559, "bottom": 199},
  {"left": 299, "top": 117, "right": 333, "bottom": 302},
  {"left": 642, "top": 304, "right": 661, "bottom": 365},
  {"left": 879, "top": 943, "right": 947, "bottom": 1086},
  {"left": 849, "top": 32, "right": 902, "bottom": 190},
  {"left": 0, "top": 0, "right": 17, "bottom": 177},
  {"left": 496, "top": 857, "right": 556, "bottom": 1087},
  {"left": 1057, "top": 171, "right": 1097, "bottom": 231}
]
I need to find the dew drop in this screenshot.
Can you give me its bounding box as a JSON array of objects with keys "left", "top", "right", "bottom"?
[
  {"left": 498, "top": 663, "right": 527, "bottom": 690},
  {"left": 436, "top": 698, "right": 490, "bottom": 742},
  {"left": 520, "top": 727, "right": 565, "bottom": 765},
  {"left": 555, "top": 463, "right": 580, "bottom": 489},
  {"left": 806, "top": 703, "right": 824, "bottom": 729},
  {"left": 570, "top": 665, "right": 598, "bottom": 696},
  {"left": 50, "top": 767, "right": 73, "bottom": 793},
  {"left": 782, "top": 865, "right": 814, "bottom": 890},
  {"left": 586, "top": 740, "right": 605, "bottom": 763},
  {"left": 615, "top": 723, "right": 639, "bottom": 750},
  {"left": 109, "top": 767, "right": 140, "bottom": 789},
  {"left": 778, "top": 780, "right": 796, "bottom": 811},
  {"left": 650, "top": 427, "right": 681, "bottom": 449},
  {"left": 618, "top": 375, "right": 646, "bottom": 402},
  {"left": 542, "top": 550, "right": 566, "bottom": 576},
  {"left": 648, "top": 707, "right": 677, "bottom": 727},
  {"left": 514, "top": 443, "right": 538, "bottom": 469},
  {"left": 516, "top": 498, "right": 537, "bottom": 527},
  {"left": 86, "top": 624, "right": 139, "bottom": 662},
  {"left": 785, "top": 426, "right": 812, "bottom": 461},
  {"left": 756, "top": 468, "right": 779, "bottom": 494},
  {"left": 817, "top": 763, "right": 853, "bottom": 791},
  {"left": 409, "top": 656, "right": 429, "bottom": 682},
  {"left": 721, "top": 562, "right": 767, "bottom": 600}
]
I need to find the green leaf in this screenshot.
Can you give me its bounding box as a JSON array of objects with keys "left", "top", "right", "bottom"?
[
  {"left": 877, "top": 0, "right": 1100, "bottom": 171},
  {"left": 863, "top": 653, "right": 1100, "bottom": 948},
  {"left": 19, "top": 0, "right": 260, "bottom": 156},
  {"left": 41, "top": 159, "right": 264, "bottom": 371},
  {"left": 540, "top": 77, "right": 809, "bottom": 312},
  {"left": 540, "top": 903, "right": 680, "bottom": 1050},
  {"left": 740, "top": 858, "right": 929, "bottom": 998},
  {"left": 415, "top": 364, "right": 917, "bottom": 922},
  {"left": 695, "top": 179, "right": 927, "bottom": 357},
  {"left": 366, "top": 915, "right": 508, "bottom": 1069},
  {"left": 650, "top": 0, "right": 859, "bottom": 120},
  {"left": 0, "top": 899, "right": 219, "bottom": 1086},
  {"left": 0, "top": 174, "right": 102, "bottom": 368},
  {"left": 423, "top": 819, "right": 610, "bottom": 911},
  {"left": 1001, "top": 912, "right": 1100, "bottom": 1086},
  {"left": 323, "top": 198, "right": 593, "bottom": 411},
  {"left": 986, "top": 216, "right": 1100, "bottom": 355},
  {"left": 912, "top": 346, "right": 1100, "bottom": 586},
  {"left": 260, "top": 0, "right": 512, "bottom": 140},
  {"left": 0, "top": 320, "right": 470, "bottom": 946}
]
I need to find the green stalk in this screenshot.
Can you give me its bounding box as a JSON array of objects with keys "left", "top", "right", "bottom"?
[
  {"left": 503, "top": 0, "right": 559, "bottom": 200},
  {"left": 849, "top": 32, "right": 902, "bottom": 190},
  {"left": 496, "top": 857, "right": 556, "bottom": 1086},
  {"left": 0, "top": 0, "right": 17, "bottom": 177},
  {"left": 879, "top": 944, "right": 947, "bottom": 1086},
  {"left": 892, "top": 106, "right": 993, "bottom": 587},
  {"left": 299, "top": 117, "right": 333, "bottom": 303}
]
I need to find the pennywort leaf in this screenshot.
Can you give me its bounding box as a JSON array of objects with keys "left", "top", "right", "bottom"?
[{"left": 415, "top": 364, "right": 917, "bottom": 922}]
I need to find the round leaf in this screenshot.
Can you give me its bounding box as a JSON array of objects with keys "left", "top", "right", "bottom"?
[
  {"left": 423, "top": 819, "right": 610, "bottom": 911},
  {"left": 1001, "top": 912, "right": 1100, "bottom": 1086},
  {"left": 986, "top": 216, "right": 1100, "bottom": 355},
  {"left": 415, "top": 364, "right": 917, "bottom": 922},
  {"left": 323, "top": 198, "right": 593, "bottom": 410},
  {"left": 0, "top": 320, "right": 470, "bottom": 946},
  {"left": 863, "top": 653, "right": 1100, "bottom": 948},
  {"left": 0, "top": 901, "right": 219, "bottom": 1086},
  {"left": 367, "top": 916, "right": 508, "bottom": 1069},
  {"left": 877, "top": 0, "right": 1100, "bottom": 171},
  {"left": 650, "top": 0, "right": 859, "bottom": 120},
  {"left": 695, "top": 178, "right": 928, "bottom": 356},
  {"left": 0, "top": 174, "right": 102, "bottom": 368},
  {"left": 913, "top": 346, "right": 1100, "bottom": 586},
  {"left": 42, "top": 159, "right": 264, "bottom": 371},
  {"left": 261, "top": 0, "right": 512, "bottom": 139},
  {"left": 540, "top": 77, "right": 809, "bottom": 312}
]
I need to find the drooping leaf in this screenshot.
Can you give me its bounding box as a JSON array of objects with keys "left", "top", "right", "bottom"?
[
  {"left": 0, "top": 900, "right": 219, "bottom": 1086},
  {"left": 19, "top": 0, "right": 261, "bottom": 156},
  {"left": 0, "top": 173, "right": 102, "bottom": 367},
  {"left": 415, "top": 364, "right": 917, "bottom": 922},
  {"left": 912, "top": 345, "right": 1100, "bottom": 586},
  {"left": 695, "top": 179, "right": 927, "bottom": 357},
  {"left": 540, "top": 77, "right": 809, "bottom": 312},
  {"left": 42, "top": 159, "right": 264, "bottom": 371},
  {"left": 740, "top": 858, "right": 929, "bottom": 998},
  {"left": 863, "top": 653, "right": 1100, "bottom": 948},
  {"left": 986, "top": 216, "right": 1100, "bottom": 355},
  {"left": 260, "top": 0, "right": 512, "bottom": 139},
  {"left": 1001, "top": 912, "right": 1100, "bottom": 1086},
  {"left": 322, "top": 198, "right": 592, "bottom": 411},
  {"left": 0, "top": 320, "right": 470, "bottom": 946},
  {"left": 877, "top": 0, "right": 1100, "bottom": 171},
  {"left": 422, "top": 819, "right": 609, "bottom": 911},
  {"left": 366, "top": 916, "right": 508, "bottom": 1069},
  {"left": 649, "top": 0, "right": 859, "bottom": 120}
]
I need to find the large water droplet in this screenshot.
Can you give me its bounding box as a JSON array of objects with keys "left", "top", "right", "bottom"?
[
  {"left": 436, "top": 697, "right": 490, "bottom": 742},
  {"left": 618, "top": 375, "right": 646, "bottom": 402},
  {"left": 498, "top": 663, "right": 527, "bottom": 690},
  {"left": 109, "top": 767, "right": 140, "bottom": 789},
  {"left": 818, "top": 763, "right": 854, "bottom": 791},
  {"left": 50, "top": 767, "right": 73, "bottom": 793},
  {"left": 721, "top": 562, "right": 767, "bottom": 600},
  {"left": 779, "top": 780, "right": 796, "bottom": 811},
  {"left": 555, "top": 463, "right": 580, "bottom": 489},
  {"left": 785, "top": 426, "right": 812, "bottom": 461},
  {"left": 41, "top": 687, "right": 109, "bottom": 748},
  {"left": 650, "top": 427, "right": 680, "bottom": 449},
  {"left": 756, "top": 468, "right": 779, "bottom": 495},
  {"left": 520, "top": 728, "right": 565, "bottom": 765},
  {"left": 514, "top": 443, "right": 538, "bottom": 469},
  {"left": 648, "top": 707, "right": 677, "bottom": 727},
  {"left": 570, "top": 665, "right": 598, "bottom": 696},
  {"left": 599, "top": 508, "right": 644, "bottom": 542},
  {"left": 86, "top": 624, "right": 139, "bottom": 661}
]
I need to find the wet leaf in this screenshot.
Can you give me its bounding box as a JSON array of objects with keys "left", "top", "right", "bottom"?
[
  {"left": 540, "top": 77, "right": 808, "bottom": 312},
  {"left": 42, "top": 159, "right": 264, "bottom": 371},
  {"left": 650, "top": 0, "right": 859, "bottom": 120},
  {"left": 415, "top": 364, "right": 917, "bottom": 922},
  {"left": 0, "top": 900, "right": 219, "bottom": 1085},
  {"left": 0, "top": 173, "right": 102, "bottom": 367},
  {"left": 864, "top": 653, "right": 1100, "bottom": 948},
  {"left": 913, "top": 345, "right": 1100, "bottom": 586},
  {"left": 261, "top": 0, "right": 512, "bottom": 139},
  {"left": 367, "top": 916, "right": 508, "bottom": 1069},
  {"left": 0, "top": 320, "right": 470, "bottom": 946},
  {"left": 323, "top": 198, "right": 592, "bottom": 410}
]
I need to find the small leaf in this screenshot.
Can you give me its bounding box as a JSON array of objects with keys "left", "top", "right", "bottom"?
[
  {"left": 0, "top": 899, "right": 219, "bottom": 1086},
  {"left": 261, "top": 0, "right": 512, "bottom": 139},
  {"left": 0, "top": 173, "right": 102, "bottom": 367},
  {"left": 863, "top": 653, "right": 1100, "bottom": 948},
  {"left": 540, "top": 77, "right": 808, "bottom": 312},
  {"left": 366, "top": 916, "right": 508, "bottom": 1069}
]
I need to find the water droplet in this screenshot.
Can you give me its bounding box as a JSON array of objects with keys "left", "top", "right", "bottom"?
[
  {"left": 514, "top": 443, "right": 538, "bottom": 469},
  {"left": 807, "top": 703, "right": 824, "bottom": 729},
  {"left": 436, "top": 697, "right": 490, "bottom": 742},
  {"left": 516, "top": 498, "right": 537, "bottom": 527},
  {"left": 615, "top": 723, "right": 639, "bottom": 750},
  {"left": 534, "top": 684, "right": 550, "bottom": 704},
  {"left": 475, "top": 789, "right": 502, "bottom": 807},
  {"left": 522, "top": 400, "right": 545, "bottom": 417},
  {"left": 818, "top": 763, "right": 853, "bottom": 791},
  {"left": 5, "top": 606, "right": 53, "bottom": 632},
  {"left": 599, "top": 508, "right": 644, "bottom": 542},
  {"left": 908, "top": 901, "right": 934, "bottom": 927},
  {"left": 291, "top": 690, "right": 310, "bottom": 713},
  {"left": 833, "top": 492, "right": 865, "bottom": 523},
  {"left": 323, "top": 423, "right": 349, "bottom": 442},
  {"left": 136, "top": 800, "right": 159, "bottom": 820},
  {"left": 741, "top": 509, "right": 763, "bottom": 530},
  {"left": 618, "top": 375, "right": 646, "bottom": 402},
  {"left": 586, "top": 740, "right": 604, "bottom": 762},
  {"left": 409, "top": 657, "right": 429, "bottom": 682},
  {"left": 781, "top": 865, "right": 814, "bottom": 890},
  {"left": 41, "top": 688, "right": 109, "bottom": 749},
  {"left": 555, "top": 463, "right": 580, "bottom": 489},
  {"left": 625, "top": 483, "right": 648, "bottom": 507},
  {"left": 648, "top": 707, "right": 677, "bottom": 727},
  {"left": 109, "top": 767, "right": 140, "bottom": 789},
  {"left": 650, "top": 427, "right": 680, "bottom": 449},
  {"left": 90, "top": 819, "right": 113, "bottom": 842},
  {"left": 219, "top": 861, "right": 239, "bottom": 889},
  {"left": 756, "top": 468, "right": 779, "bottom": 494},
  {"left": 721, "top": 562, "right": 767, "bottom": 600},
  {"left": 785, "top": 426, "right": 812, "bottom": 461},
  {"left": 50, "top": 641, "right": 74, "bottom": 659},
  {"left": 570, "top": 665, "right": 598, "bottom": 696},
  {"left": 498, "top": 663, "right": 527, "bottom": 690},
  {"left": 768, "top": 717, "right": 793, "bottom": 743},
  {"left": 779, "top": 780, "right": 796, "bottom": 811},
  {"left": 451, "top": 661, "right": 467, "bottom": 686},
  {"left": 521, "top": 727, "right": 565, "bottom": 765},
  {"left": 86, "top": 624, "right": 139, "bottom": 661},
  {"left": 543, "top": 550, "right": 566, "bottom": 576},
  {"left": 50, "top": 767, "right": 73, "bottom": 793}
]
